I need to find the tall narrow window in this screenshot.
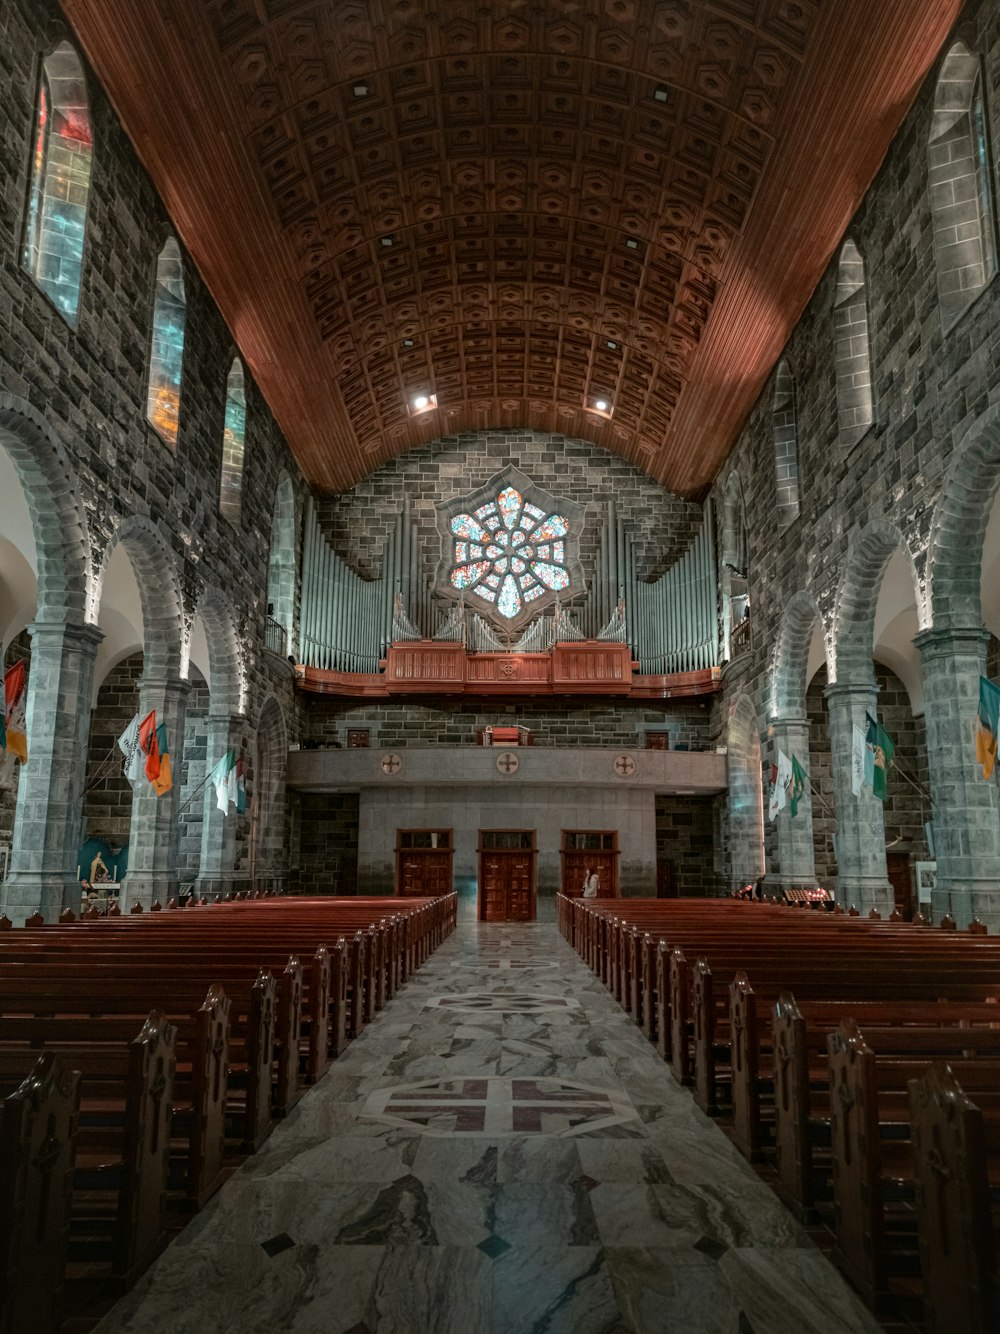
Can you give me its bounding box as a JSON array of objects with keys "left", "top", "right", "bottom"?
[
  {"left": 146, "top": 238, "right": 187, "bottom": 448},
  {"left": 220, "top": 359, "right": 247, "bottom": 525},
  {"left": 772, "top": 359, "right": 800, "bottom": 528},
  {"left": 833, "top": 239, "right": 874, "bottom": 449},
  {"left": 22, "top": 43, "right": 93, "bottom": 326},
  {"left": 928, "top": 42, "right": 997, "bottom": 325}
]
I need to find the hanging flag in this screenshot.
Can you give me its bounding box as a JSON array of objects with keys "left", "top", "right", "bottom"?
[
  {"left": 789, "top": 755, "right": 808, "bottom": 817},
  {"left": 865, "top": 712, "right": 895, "bottom": 801},
  {"left": 226, "top": 753, "right": 240, "bottom": 812},
  {"left": 767, "top": 763, "right": 781, "bottom": 821},
  {"left": 235, "top": 757, "right": 246, "bottom": 815},
  {"left": 210, "top": 750, "right": 235, "bottom": 813},
  {"left": 851, "top": 723, "right": 867, "bottom": 797},
  {"left": 776, "top": 750, "right": 792, "bottom": 802},
  {"left": 975, "top": 675, "right": 1000, "bottom": 780},
  {"left": 152, "top": 723, "right": 172, "bottom": 797},
  {"left": 117, "top": 713, "right": 143, "bottom": 787},
  {"left": 138, "top": 710, "right": 161, "bottom": 783},
  {"left": 4, "top": 662, "right": 28, "bottom": 765}
]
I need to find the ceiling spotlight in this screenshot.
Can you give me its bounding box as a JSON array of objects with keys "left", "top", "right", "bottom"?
[
  {"left": 413, "top": 394, "right": 430, "bottom": 410},
  {"left": 594, "top": 398, "right": 609, "bottom": 412},
  {"left": 353, "top": 83, "right": 369, "bottom": 97},
  {"left": 625, "top": 237, "right": 639, "bottom": 249},
  {"left": 654, "top": 86, "right": 669, "bottom": 103},
  {"left": 402, "top": 338, "right": 415, "bottom": 348},
  {"left": 380, "top": 235, "right": 394, "bottom": 247},
  {"left": 607, "top": 340, "right": 618, "bottom": 350}
]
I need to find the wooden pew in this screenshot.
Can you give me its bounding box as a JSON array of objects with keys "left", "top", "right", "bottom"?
[
  {"left": 0, "top": 1053, "right": 79, "bottom": 1334},
  {"left": 909, "top": 1064, "right": 1000, "bottom": 1334}
]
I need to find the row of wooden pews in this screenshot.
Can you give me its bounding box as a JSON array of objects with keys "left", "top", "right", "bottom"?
[
  {"left": 0, "top": 891, "right": 457, "bottom": 1334},
  {"left": 558, "top": 894, "right": 1000, "bottom": 1333}
]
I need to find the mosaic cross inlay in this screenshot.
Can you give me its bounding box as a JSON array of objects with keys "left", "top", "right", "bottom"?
[
  {"left": 450, "top": 960, "right": 558, "bottom": 971},
  {"left": 360, "top": 1077, "right": 638, "bottom": 1137},
  {"left": 423, "top": 993, "right": 580, "bottom": 1014}
]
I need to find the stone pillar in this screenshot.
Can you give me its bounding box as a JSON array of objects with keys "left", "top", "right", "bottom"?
[
  {"left": 915, "top": 627, "right": 1000, "bottom": 929},
  {"left": 1, "top": 621, "right": 102, "bottom": 923},
  {"left": 824, "top": 680, "right": 893, "bottom": 915},
  {"left": 764, "top": 715, "right": 817, "bottom": 892},
  {"left": 193, "top": 713, "right": 249, "bottom": 900},
  {"left": 121, "top": 675, "right": 189, "bottom": 910}
]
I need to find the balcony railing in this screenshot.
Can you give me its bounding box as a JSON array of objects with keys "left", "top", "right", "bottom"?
[
  {"left": 266, "top": 615, "right": 287, "bottom": 656},
  {"left": 731, "top": 613, "right": 752, "bottom": 657}
]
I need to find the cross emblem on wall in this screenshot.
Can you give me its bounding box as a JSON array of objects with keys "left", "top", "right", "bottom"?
[
  {"left": 613, "top": 754, "right": 636, "bottom": 777},
  {"left": 381, "top": 753, "right": 402, "bottom": 775},
  {"left": 496, "top": 751, "right": 520, "bottom": 775}
]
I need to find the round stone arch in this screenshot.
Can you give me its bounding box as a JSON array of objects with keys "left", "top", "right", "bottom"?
[
  {"left": 926, "top": 402, "right": 1000, "bottom": 629},
  {"left": 191, "top": 582, "right": 244, "bottom": 716},
  {"left": 769, "top": 589, "right": 826, "bottom": 720},
  {"left": 252, "top": 691, "right": 289, "bottom": 886},
  {"left": 831, "top": 520, "right": 924, "bottom": 685},
  {"left": 0, "top": 393, "right": 90, "bottom": 625},
  {"left": 94, "top": 515, "right": 184, "bottom": 679},
  {"left": 727, "top": 693, "right": 765, "bottom": 887}
]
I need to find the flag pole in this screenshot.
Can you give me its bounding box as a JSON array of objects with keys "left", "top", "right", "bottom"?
[{"left": 81, "top": 740, "right": 130, "bottom": 796}]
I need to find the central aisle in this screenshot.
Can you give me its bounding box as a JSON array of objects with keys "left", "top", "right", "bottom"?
[{"left": 98, "top": 922, "right": 880, "bottom": 1334}]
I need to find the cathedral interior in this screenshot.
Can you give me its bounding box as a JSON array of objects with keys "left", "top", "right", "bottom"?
[{"left": 2, "top": 1, "right": 1000, "bottom": 1332}]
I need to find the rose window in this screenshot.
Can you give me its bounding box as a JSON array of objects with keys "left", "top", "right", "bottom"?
[{"left": 448, "top": 485, "right": 571, "bottom": 620}]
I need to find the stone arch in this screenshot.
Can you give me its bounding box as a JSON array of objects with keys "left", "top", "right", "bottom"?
[
  {"left": 926, "top": 402, "right": 1000, "bottom": 629},
  {"left": 832, "top": 520, "right": 923, "bottom": 683},
  {"left": 94, "top": 514, "right": 184, "bottom": 679},
  {"left": 191, "top": 582, "right": 244, "bottom": 716},
  {"left": 770, "top": 590, "right": 825, "bottom": 719},
  {"left": 266, "top": 472, "right": 297, "bottom": 654},
  {"left": 0, "top": 394, "right": 89, "bottom": 625},
  {"left": 727, "top": 693, "right": 765, "bottom": 886},
  {"left": 252, "top": 692, "right": 288, "bottom": 887}
]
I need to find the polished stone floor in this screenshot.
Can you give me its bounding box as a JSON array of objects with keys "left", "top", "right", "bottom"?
[{"left": 96, "top": 922, "right": 881, "bottom": 1334}]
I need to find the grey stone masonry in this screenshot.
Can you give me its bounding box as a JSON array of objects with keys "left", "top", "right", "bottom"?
[
  {"left": 121, "top": 677, "right": 189, "bottom": 910},
  {"left": 916, "top": 627, "right": 1000, "bottom": 928},
  {"left": 3, "top": 622, "right": 102, "bottom": 923},
  {"left": 194, "top": 713, "right": 250, "bottom": 900},
  {"left": 823, "top": 683, "right": 893, "bottom": 916},
  {"left": 765, "top": 717, "right": 816, "bottom": 892}
]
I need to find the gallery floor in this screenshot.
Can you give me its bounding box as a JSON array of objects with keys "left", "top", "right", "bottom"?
[{"left": 95, "top": 921, "right": 881, "bottom": 1334}]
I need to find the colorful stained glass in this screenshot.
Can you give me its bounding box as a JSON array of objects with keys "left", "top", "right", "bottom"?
[
  {"left": 445, "top": 480, "right": 573, "bottom": 619},
  {"left": 497, "top": 575, "right": 520, "bottom": 618},
  {"left": 146, "top": 238, "right": 187, "bottom": 448},
  {"left": 532, "top": 562, "right": 570, "bottom": 591},
  {"left": 219, "top": 358, "right": 247, "bottom": 525},
  {"left": 452, "top": 514, "right": 487, "bottom": 542},
  {"left": 451, "top": 560, "right": 492, "bottom": 589},
  {"left": 22, "top": 44, "right": 93, "bottom": 327}
]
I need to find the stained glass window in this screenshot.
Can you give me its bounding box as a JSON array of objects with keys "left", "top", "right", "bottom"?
[
  {"left": 146, "top": 238, "right": 187, "bottom": 448},
  {"left": 448, "top": 484, "right": 571, "bottom": 619},
  {"left": 22, "top": 43, "right": 93, "bottom": 326},
  {"left": 219, "top": 358, "right": 247, "bottom": 524}
]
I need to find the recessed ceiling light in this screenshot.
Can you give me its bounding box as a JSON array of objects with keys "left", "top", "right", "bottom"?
[
  {"left": 594, "top": 399, "right": 609, "bottom": 412},
  {"left": 402, "top": 338, "right": 415, "bottom": 347},
  {"left": 654, "top": 87, "right": 669, "bottom": 103},
  {"left": 380, "top": 235, "right": 394, "bottom": 247},
  {"left": 413, "top": 394, "right": 429, "bottom": 410},
  {"left": 353, "top": 83, "right": 369, "bottom": 97},
  {"left": 607, "top": 340, "right": 618, "bottom": 350},
  {"left": 625, "top": 238, "right": 639, "bottom": 249}
]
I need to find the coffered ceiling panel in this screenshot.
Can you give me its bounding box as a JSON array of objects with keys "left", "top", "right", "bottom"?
[{"left": 61, "top": 1, "right": 961, "bottom": 495}]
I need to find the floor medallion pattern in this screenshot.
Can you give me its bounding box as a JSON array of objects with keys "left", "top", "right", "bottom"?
[{"left": 423, "top": 992, "right": 579, "bottom": 1014}]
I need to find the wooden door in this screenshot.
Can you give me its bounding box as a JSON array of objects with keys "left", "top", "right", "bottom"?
[
  {"left": 396, "top": 830, "right": 454, "bottom": 897},
  {"left": 886, "top": 851, "right": 913, "bottom": 920},
  {"left": 478, "top": 831, "right": 536, "bottom": 922},
  {"left": 561, "top": 831, "right": 619, "bottom": 897}
]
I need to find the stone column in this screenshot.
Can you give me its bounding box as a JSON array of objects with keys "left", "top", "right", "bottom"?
[
  {"left": 824, "top": 680, "right": 893, "bottom": 915},
  {"left": 193, "top": 713, "right": 249, "bottom": 900},
  {"left": 121, "top": 675, "right": 189, "bottom": 910},
  {"left": 1, "top": 621, "right": 102, "bottom": 923},
  {"left": 764, "top": 715, "right": 817, "bottom": 892},
  {"left": 915, "top": 627, "right": 1000, "bottom": 929}
]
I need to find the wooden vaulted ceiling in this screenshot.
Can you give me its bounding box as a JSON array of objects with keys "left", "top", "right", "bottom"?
[{"left": 61, "top": 1, "right": 961, "bottom": 497}]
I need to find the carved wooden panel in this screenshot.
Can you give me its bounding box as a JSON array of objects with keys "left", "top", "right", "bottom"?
[{"left": 62, "top": 0, "right": 960, "bottom": 493}]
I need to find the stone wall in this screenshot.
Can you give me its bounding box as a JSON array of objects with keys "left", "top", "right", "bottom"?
[
  {"left": 314, "top": 428, "right": 704, "bottom": 587},
  {"left": 176, "top": 670, "right": 210, "bottom": 884},
  {"left": 295, "top": 793, "right": 359, "bottom": 896},
  {"left": 82, "top": 651, "right": 142, "bottom": 849},
  {"left": 655, "top": 796, "right": 724, "bottom": 897},
  {"left": 300, "top": 696, "right": 714, "bottom": 752}
]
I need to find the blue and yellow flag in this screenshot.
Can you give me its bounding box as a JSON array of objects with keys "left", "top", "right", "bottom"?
[
  {"left": 152, "top": 723, "right": 172, "bottom": 797},
  {"left": 976, "top": 676, "right": 1000, "bottom": 780}
]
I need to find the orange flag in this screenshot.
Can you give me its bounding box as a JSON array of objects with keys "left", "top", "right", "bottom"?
[{"left": 138, "top": 710, "right": 161, "bottom": 782}]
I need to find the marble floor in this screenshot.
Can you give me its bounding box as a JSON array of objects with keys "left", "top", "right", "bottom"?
[{"left": 96, "top": 923, "right": 882, "bottom": 1334}]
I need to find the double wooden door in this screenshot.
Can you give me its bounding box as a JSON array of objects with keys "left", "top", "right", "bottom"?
[
  {"left": 396, "top": 830, "right": 453, "bottom": 897},
  {"left": 561, "top": 831, "right": 619, "bottom": 898},
  {"left": 478, "top": 830, "right": 536, "bottom": 922}
]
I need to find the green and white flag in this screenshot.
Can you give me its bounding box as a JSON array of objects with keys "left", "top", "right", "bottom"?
[
  {"left": 788, "top": 755, "right": 807, "bottom": 817},
  {"left": 210, "top": 750, "right": 236, "bottom": 814}
]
